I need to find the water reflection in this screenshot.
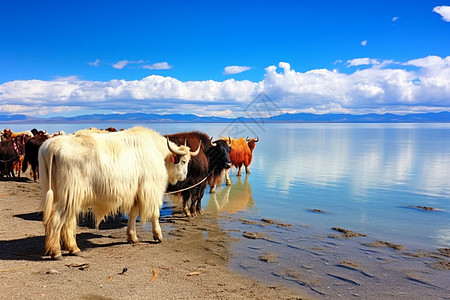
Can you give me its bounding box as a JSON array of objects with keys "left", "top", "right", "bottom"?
[
  {"left": 244, "top": 124, "right": 450, "bottom": 249},
  {"left": 261, "top": 124, "right": 450, "bottom": 198},
  {"left": 206, "top": 174, "right": 255, "bottom": 214},
  {"left": 435, "top": 227, "right": 450, "bottom": 247}
]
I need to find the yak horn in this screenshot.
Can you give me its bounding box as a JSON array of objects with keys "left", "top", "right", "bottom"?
[
  {"left": 210, "top": 137, "right": 217, "bottom": 147},
  {"left": 255, "top": 137, "right": 259, "bottom": 142},
  {"left": 246, "top": 136, "right": 249, "bottom": 141},
  {"left": 190, "top": 140, "right": 201, "bottom": 156},
  {"left": 228, "top": 136, "right": 232, "bottom": 145},
  {"left": 167, "top": 138, "right": 188, "bottom": 156}
]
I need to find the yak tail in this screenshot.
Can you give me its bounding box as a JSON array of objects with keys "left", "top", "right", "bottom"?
[
  {"left": 42, "top": 154, "right": 54, "bottom": 225},
  {"left": 21, "top": 153, "right": 28, "bottom": 173}
]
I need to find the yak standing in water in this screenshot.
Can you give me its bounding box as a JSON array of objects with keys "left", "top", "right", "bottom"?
[
  {"left": 209, "top": 136, "right": 259, "bottom": 192},
  {"left": 165, "top": 131, "right": 232, "bottom": 217}
]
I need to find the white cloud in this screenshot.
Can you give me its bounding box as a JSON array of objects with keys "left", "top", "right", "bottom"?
[
  {"left": 392, "top": 16, "right": 399, "bottom": 22},
  {"left": 112, "top": 60, "right": 145, "bottom": 69},
  {"left": 89, "top": 59, "right": 100, "bottom": 66},
  {"left": 142, "top": 62, "right": 173, "bottom": 70},
  {"left": 1, "top": 56, "right": 450, "bottom": 117},
  {"left": 112, "top": 60, "right": 129, "bottom": 69},
  {"left": 361, "top": 40, "right": 367, "bottom": 46},
  {"left": 347, "top": 58, "right": 381, "bottom": 67},
  {"left": 210, "top": 109, "right": 233, "bottom": 116},
  {"left": 223, "top": 65, "right": 251, "bottom": 75},
  {"left": 433, "top": 6, "right": 450, "bottom": 22},
  {"left": 53, "top": 75, "right": 80, "bottom": 82},
  {"left": 406, "top": 55, "right": 450, "bottom": 69}
]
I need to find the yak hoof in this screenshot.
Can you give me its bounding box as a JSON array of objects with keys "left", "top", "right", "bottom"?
[
  {"left": 51, "top": 254, "right": 63, "bottom": 260},
  {"left": 153, "top": 235, "right": 163, "bottom": 243},
  {"left": 127, "top": 237, "right": 139, "bottom": 244},
  {"left": 69, "top": 251, "right": 82, "bottom": 257}
]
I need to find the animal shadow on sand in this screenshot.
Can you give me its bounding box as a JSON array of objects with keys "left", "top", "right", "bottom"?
[
  {"left": 2, "top": 215, "right": 135, "bottom": 261},
  {"left": 14, "top": 212, "right": 42, "bottom": 222},
  {"left": 0, "top": 177, "right": 32, "bottom": 183},
  {"left": 0, "top": 232, "right": 134, "bottom": 261}
]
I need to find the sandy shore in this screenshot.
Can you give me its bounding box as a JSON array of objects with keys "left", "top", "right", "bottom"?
[{"left": 1, "top": 174, "right": 449, "bottom": 299}]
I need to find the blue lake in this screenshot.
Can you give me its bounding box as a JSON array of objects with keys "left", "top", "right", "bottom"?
[{"left": 4, "top": 122, "right": 450, "bottom": 251}]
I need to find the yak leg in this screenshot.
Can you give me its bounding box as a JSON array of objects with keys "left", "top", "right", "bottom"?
[
  {"left": 44, "top": 212, "right": 63, "bottom": 259},
  {"left": 31, "top": 163, "right": 37, "bottom": 182},
  {"left": 245, "top": 159, "right": 251, "bottom": 174},
  {"left": 61, "top": 215, "right": 81, "bottom": 256},
  {"left": 152, "top": 210, "right": 163, "bottom": 242},
  {"left": 225, "top": 169, "right": 231, "bottom": 186},
  {"left": 237, "top": 164, "right": 243, "bottom": 177},
  {"left": 182, "top": 192, "right": 192, "bottom": 217},
  {"left": 189, "top": 193, "right": 199, "bottom": 216},
  {"left": 193, "top": 188, "right": 205, "bottom": 216},
  {"left": 245, "top": 166, "right": 250, "bottom": 174},
  {"left": 126, "top": 204, "right": 140, "bottom": 244},
  {"left": 190, "top": 197, "right": 197, "bottom": 217},
  {"left": 195, "top": 199, "right": 204, "bottom": 215}
]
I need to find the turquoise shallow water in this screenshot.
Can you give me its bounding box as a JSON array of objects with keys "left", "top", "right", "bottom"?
[{"left": 4, "top": 122, "right": 450, "bottom": 250}]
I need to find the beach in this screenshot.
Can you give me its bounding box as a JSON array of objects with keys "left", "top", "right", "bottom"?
[
  {"left": 0, "top": 174, "right": 308, "bottom": 300},
  {"left": 1, "top": 173, "right": 449, "bottom": 299}
]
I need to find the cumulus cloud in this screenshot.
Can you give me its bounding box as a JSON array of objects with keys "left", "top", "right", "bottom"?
[
  {"left": 142, "top": 62, "right": 173, "bottom": 70},
  {"left": 433, "top": 6, "right": 450, "bottom": 22},
  {"left": 406, "top": 55, "right": 450, "bottom": 69},
  {"left": 1, "top": 56, "right": 450, "bottom": 117},
  {"left": 223, "top": 66, "right": 251, "bottom": 75},
  {"left": 0, "top": 76, "right": 262, "bottom": 116},
  {"left": 347, "top": 58, "right": 381, "bottom": 67},
  {"left": 53, "top": 75, "right": 80, "bottom": 82}
]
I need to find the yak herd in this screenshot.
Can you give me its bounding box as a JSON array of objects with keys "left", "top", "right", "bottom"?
[{"left": 1, "top": 126, "right": 259, "bottom": 259}]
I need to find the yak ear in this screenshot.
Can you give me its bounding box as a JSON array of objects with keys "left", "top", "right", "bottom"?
[{"left": 171, "top": 155, "right": 180, "bottom": 164}]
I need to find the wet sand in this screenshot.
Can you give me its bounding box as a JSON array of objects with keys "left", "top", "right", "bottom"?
[{"left": 1, "top": 175, "right": 449, "bottom": 299}]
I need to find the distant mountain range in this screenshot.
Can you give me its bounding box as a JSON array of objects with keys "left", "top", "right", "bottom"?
[{"left": 1, "top": 111, "right": 450, "bottom": 124}]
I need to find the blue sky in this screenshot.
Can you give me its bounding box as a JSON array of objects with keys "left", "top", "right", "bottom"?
[{"left": 1, "top": 0, "right": 450, "bottom": 117}]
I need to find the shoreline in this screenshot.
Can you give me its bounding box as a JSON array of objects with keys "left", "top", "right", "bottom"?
[
  {"left": 0, "top": 176, "right": 306, "bottom": 299},
  {"left": 1, "top": 175, "right": 449, "bottom": 299}
]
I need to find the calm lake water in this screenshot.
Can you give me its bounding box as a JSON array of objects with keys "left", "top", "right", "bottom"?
[{"left": 4, "top": 122, "right": 450, "bottom": 251}]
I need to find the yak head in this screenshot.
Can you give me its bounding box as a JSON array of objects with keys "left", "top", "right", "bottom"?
[
  {"left": 165, "top": 138, "right": 201, "bottom": 185},
  {"left": 246, "top": 136, "right": 259, "bottom": 152},
  {"left": 206, "top": 137, "right": 232, "bottom": 173}
]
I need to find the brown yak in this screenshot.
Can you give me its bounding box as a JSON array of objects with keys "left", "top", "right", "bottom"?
[{"left": 209, "top": 136, "right": 259, "bottom": 192}]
